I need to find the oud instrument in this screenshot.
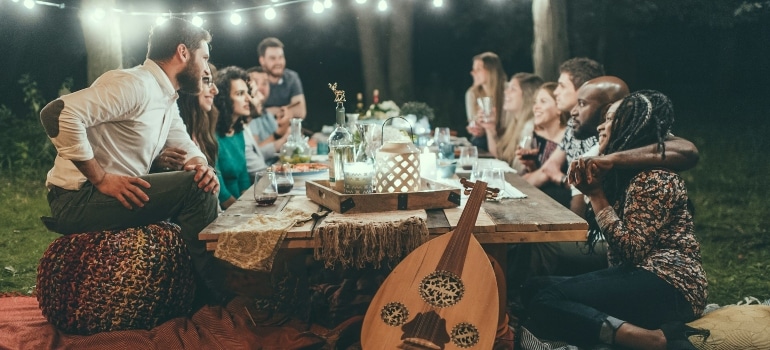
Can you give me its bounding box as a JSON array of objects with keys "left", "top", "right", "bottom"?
[{"left": 361, "top": 179, "right": 500, "bottom": 349}]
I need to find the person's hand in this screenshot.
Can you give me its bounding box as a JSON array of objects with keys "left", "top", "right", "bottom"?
[
  {"left": 184, "top": 163, "right": 219, "bottom": 194},
  {"left": 273, "top": 131, "right": 290, "bottom": 151},
  {"left": 250, "top": 90, "right": 266, "bottom": 115},
  {"left": 515, "top": 148, "right": 539, "bottom": 171},
  {"left": 93, "top": 173, "right": 151, "bottom": 210},
  {"left": 541, "top": 162, "right": 565, "bottom": 184},
  {"left": 477, "top": 107, "right": 497, "bottom": 133},
  {"left": 275, "top": 107, "right": 293, "bottom": 136},
  {"left": 568, "top": 158, "right": 604, "bottom": 196},
  {"left": 582, "top": 156, "right": 614, "bottom": 184},
  {"left": 153, "top": 147, "right": 187, "bottom": 171},
  {"left": 466, "top": 122, "right": 485, "bottom": 137}
]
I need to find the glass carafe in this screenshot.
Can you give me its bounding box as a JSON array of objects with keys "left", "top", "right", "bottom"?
[{"left": 280, "top": 117, "right": 311, "bottom": 164}]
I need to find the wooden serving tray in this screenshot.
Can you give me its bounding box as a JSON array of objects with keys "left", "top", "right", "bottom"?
[{"left": 305, "top": 179, "right": 461, "bottom": 214}]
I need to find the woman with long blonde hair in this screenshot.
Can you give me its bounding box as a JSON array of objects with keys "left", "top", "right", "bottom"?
[
  {"left": 480, "top": 73, "right": 543, "bottom": 172},
  {"left": 465, "top": 52, "right": 507, "bottom": 152}
]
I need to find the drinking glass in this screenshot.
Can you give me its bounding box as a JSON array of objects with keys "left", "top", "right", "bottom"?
[
  {"left": 458, "top": 146, "right": 478, "bottom": 172},
  {"left": 477, "top": 97, "right": 492, "bottom": 123},
  {"left": 274, "top": 163, "right": 295, "bottom": 194},
  {"left": 518, "top": 135, "right": 539, "bottom": 162},
  {"left": 481, "top": 168, "right": 505, "bottom": 200},
  {"left": 434, "top": 127, "right": 451, "bottom": 146},
  {"left": 254, "top": 170, "right": 278, "bottom": 206}
]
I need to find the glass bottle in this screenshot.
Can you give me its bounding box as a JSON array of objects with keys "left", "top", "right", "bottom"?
[
  {"left": 279, "top": 117, "right": 311, "bottom": 164},
  {"left": 328, "top": 102, "right": 354, "bottom": 189}
]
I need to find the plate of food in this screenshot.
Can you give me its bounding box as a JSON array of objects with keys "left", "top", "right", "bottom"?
[{"left": 275, "top": 162, "right": 329, "bottom": 175}]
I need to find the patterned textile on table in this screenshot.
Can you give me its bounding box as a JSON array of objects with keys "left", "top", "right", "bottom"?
[
  {"left": 214, "top": 197, "right": 320, "bottom": 272},
  {"left": 36, "top": 222, "right": 195, "bottom": 335},
  {"left": 314, "top": 209, "right": 429, "bottom": 268}
]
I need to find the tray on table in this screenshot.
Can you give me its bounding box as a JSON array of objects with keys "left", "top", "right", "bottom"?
[{"left": 305, "top": 179, "right": 461, "bottom": 214}]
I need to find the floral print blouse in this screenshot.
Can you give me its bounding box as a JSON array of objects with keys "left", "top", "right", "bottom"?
[{"left": 595, "top": 169, "right": 708, "bottom": 316}]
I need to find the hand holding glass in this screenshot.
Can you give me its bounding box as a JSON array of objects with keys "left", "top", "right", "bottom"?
[
  {"left": 518, "top": 135, "right": 539, "bottom": 161},
  {"left": 477, "top": 97, "right": 492, "bottom": 123}
]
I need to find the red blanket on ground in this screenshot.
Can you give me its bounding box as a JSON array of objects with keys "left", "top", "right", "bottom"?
[{"left": 0, "top": 296, "right": 327, "bottom": 350}]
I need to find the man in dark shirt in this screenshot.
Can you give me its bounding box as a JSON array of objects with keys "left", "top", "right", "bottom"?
[{"left": 258, "top": 37, "right": 306, "bottom": 126}]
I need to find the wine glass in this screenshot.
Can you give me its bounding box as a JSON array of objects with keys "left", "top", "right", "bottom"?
[
  {"left": 481, "top": 168, "right": 505, "bottom": 200},
  {"left": 518, "top": 135, "right": 539, "bottom": 162},
  {"left": 477, "top": 97, "right": 492, "bottom": 123},
  {"left": 458, "top": 146, "right": 478, "bottom": 172}
]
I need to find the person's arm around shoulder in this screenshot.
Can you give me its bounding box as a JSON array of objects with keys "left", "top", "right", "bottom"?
[{"left": 589, "top": 135, "right": 699, "bottom": 172}]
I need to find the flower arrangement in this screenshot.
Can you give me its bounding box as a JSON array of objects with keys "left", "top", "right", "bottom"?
[
  {"left": 366, "top": 100, "right": 400, "bottom": 120},
  {"left": 399, "top": 101, "right": 435, "bottom": 120}
]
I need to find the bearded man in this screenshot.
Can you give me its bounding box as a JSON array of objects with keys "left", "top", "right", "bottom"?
[
  {"left": 258, "top": 37, "right": 307, "bottom": 123},
  {"left": 39, "top": 17, "right": 226, "bottom": 304}
]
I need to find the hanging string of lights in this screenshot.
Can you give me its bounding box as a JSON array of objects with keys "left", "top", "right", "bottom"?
[{"left": 8, "top": 0, "right": 447, "bottom": 25}]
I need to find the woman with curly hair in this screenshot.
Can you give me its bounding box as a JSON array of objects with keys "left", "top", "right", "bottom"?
[
  {"left": 522, "top": 90, "right": 709, "bottom": 350},
  {"left": 213, "top": 66, "right": 267, "bottom": 209}
]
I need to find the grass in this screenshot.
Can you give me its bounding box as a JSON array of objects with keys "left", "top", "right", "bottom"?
[
  {"left": 1, "top": 97, "right": 768, "bottom": 306},
  {"left": 0, "top": 173, "right": 59, "bottom": 295}
]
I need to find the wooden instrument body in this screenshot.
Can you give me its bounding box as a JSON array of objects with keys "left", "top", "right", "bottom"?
[{"left": 361, "top": 180, "right": 499, "bottom": 349}]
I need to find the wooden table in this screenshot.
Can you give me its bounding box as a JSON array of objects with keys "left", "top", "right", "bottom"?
[{"left": 199, "top": 173, "right": 587, "bottom": 252}]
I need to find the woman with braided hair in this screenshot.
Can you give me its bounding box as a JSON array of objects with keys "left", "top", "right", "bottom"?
[{"left": 520, "top": 90, "right": 709, "bottom": 350}]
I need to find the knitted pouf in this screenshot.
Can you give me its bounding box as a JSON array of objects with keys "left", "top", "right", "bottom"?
[{"left": 37, "top": 222, "right": 195, "bottom": 335}]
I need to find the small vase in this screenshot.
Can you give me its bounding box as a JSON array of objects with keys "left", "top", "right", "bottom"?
[{"left": 279, "top": 118, "right": 311, "bottom": 164}]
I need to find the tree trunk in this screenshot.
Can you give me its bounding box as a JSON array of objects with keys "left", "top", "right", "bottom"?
[
  {"left": 354, "top": 6, "right": 387, "bottom": 105},
  {"left": 80, "top": 0, "right": 123, "bottom": 84},
  {"left": 387, "top": 0, "right": 414, "bottom": 104},
  {"left": 532, "top": 0, "right": 569, "bottom": 82}
]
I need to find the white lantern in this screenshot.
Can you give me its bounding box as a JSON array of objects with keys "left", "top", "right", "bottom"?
[{"left": 374, "top": 118, "right": 421, "bottom": 193}]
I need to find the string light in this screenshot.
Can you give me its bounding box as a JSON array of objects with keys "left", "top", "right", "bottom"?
[
  {"left": 6, "top": 0, "right": 451, "bottom": 26},
  {"left": 191, "top": 15, "right": 203, "bottom": 27},
  {"left": 264, "top": 6, "right": 277, "bottom": 20},
  {"left": 377, "top": 0, "right": 388, "bottom": 12},
  {"left": 312, "top": 0, "right": 324, "bottom": 13},
  {"left": 229, "top": 12, "right": 242, "bottom": 25}
]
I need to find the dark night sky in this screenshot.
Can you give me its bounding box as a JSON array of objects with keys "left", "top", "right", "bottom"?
[{"left": 2, "top": 0, "right": 769, "bottom": 133}]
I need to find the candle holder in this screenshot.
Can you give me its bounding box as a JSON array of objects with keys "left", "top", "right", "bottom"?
[
  {"left": 343, "top": 161, "right": 375, "bottom": 194},
  {"left": 374, "top": 117, "right": 421, "bottom": 193}
]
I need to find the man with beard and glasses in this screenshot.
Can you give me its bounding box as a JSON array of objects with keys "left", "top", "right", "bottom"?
[
  {"left": 39, "top": 17, "right": 228, "bottom": 305},
  {"left": 258, "top": 37, "right": 307, "bottom": 126}
]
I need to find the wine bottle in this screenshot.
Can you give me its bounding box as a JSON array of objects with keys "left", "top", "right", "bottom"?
[{"left": 329, "top": 101, "right": 354, "bottom": 190}]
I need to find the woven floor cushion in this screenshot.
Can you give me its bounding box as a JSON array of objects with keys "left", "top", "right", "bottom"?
[
  {"left": 37, "top": 222, "right": 195, "bottom": 335},
  {"left": 687, "top": 305, "right": 770, "bottom": 349}
]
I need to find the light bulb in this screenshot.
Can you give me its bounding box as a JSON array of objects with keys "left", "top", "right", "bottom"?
[
  {"left": 230, "top": 12, "right": 242, "bottom": 25},
  {"left": 191, "top": 15, "right": 203, "bottom": 27},
  {"left": 355, "top": 0, "right": 366, "bottom": 3},
  {"left": 265, "top": 7, "right": 277, "bottom": 20},
  {"left": 312, "top": 0, "right": 324, "bottom": 13},
  {"left": 433, "top": 0, "right": 443, "bottom": 7},
  {"left": 324, "top": 0, "right": 332, "bottom": 8},
  {"left": 377, "top": 0, "right": 387, "bottom": 12},
  {"left": 155, "top": 16, "right": 167, "bottom": 25},
  {"left": 23, "top": 0, "right": 35, "bottom": 9}
]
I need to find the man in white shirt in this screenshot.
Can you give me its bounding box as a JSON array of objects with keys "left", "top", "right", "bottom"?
[{"left": 39, "top": 18, "right": 227, "bottom": 304}]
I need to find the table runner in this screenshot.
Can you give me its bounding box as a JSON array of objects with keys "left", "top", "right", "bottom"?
[
  {"left": 214, "top": 198, "right": 321, "bottom": 272},
  {"left": 314, "top": 210, "right": 429, "bottom": 269}
]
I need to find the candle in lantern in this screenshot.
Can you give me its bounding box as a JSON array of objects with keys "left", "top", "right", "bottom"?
[
  {"left": 343, "top": 161, "right": 375, "bottom": 194},
  {"left": 420, "top": 148, "right": 437, "bottom": 179}
]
